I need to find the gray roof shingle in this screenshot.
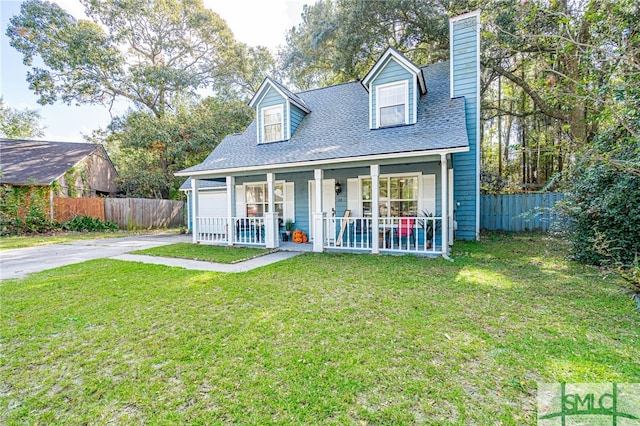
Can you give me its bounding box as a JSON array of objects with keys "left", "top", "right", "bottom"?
[
  {"left": 179, "top": 179, "right": 226, "bottom": 191},
  {"left": 0, "top": 139, "right": 104, "bottom": 185},
  {"left": 179, "top": 61, "right": 468, "bottom": 175}
]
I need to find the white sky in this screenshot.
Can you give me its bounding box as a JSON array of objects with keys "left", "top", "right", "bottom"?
[{"left": 0, "top": 0, "right": 309, "bottom": 142}]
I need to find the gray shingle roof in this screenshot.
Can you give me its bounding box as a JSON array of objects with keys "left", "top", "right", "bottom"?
[
  {"left": 179, "top": 61, "right": 468, "bottom": 175},
  {"left": 268, "top": 78, "right": 310, "bottom": 112},
  {"left": 0, "top": 139, "right": 103, "bottom": 185},
  {"left": 179, "top": 179, "right": 226, "bottom": 191}
]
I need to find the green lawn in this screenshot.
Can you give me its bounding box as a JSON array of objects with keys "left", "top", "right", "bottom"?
[
  {"left": 1, "top": 234, "right": 638, "bottom": 424},
  {"left": 132, "top": 242, "right": 275, "bottom": 264}
]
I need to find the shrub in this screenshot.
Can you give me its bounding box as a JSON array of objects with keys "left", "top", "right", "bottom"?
[
  {"left": 62, "top": 216, "right": 119, "bottom": 232},
  {"left": 559, "top": 131, "right": 640, "bottom": 310},
  {"left": 560, "top": 128, "right": 640, "bottom": 268},
  {"left": 0, "top": 185, "right": 58, "bottom": 235}
]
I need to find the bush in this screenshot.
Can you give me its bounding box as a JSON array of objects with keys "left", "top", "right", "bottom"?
[
  {"left": 559, "top": 131, "right": 640, "bottom": 310},
  {"left": 62, "top": 216, "right": 119, "bottom": 232},
  {"left": 0, "top": 185, "right": 58, "bottom": 235},
  {"left": 561, "top": 163, "right": 640, "bottom": 266}
]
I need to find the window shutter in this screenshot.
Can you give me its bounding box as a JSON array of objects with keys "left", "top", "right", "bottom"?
[
  {"left": 421, "top": 174, "right": 436, "bottom": 215},
  {"left": 235, "top": 185, "right": 246, "bottom": 217},
  {"left": 347, "top": 178, "right": 360, "bottom": 217},
  {"left": 284, "top": 182, "right": 295, "bottom": 222}
]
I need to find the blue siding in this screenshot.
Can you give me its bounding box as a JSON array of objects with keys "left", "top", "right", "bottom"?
[
  {"left": 290, "top": 104, "right": 306, "bottom": 136},
  {"left": 451, "top": 13, "right": 480, "bottom": 240},
  {"left": 371, "top": 58, "right": 415, "bottom": 128},
  {"left": 257, "top": 87, "right": 287, "bottom": 142}
]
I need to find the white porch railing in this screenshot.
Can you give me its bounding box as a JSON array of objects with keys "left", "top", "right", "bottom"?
[
  {"left": 195, "top": 216, "right": 266, "bottom": 246},
  {"left": 323, "top": 216, "right": 442, "bottom": 254},
  {"left": 233, "top": 216, "right": 265, "bottom": 245},
  {"left": 195, "top": 217, "right": 229, "bottom": 244}
]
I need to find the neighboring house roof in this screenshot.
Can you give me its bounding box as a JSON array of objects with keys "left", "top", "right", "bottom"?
[
  {"left": 179, "top": 61, "right": 468, "bottom": 176},
  {"left": 179, "top": 179, "right": 226, "bottom": 191},
  {"left": 0, "top": 139, "right": 108, "bottom": 186}
]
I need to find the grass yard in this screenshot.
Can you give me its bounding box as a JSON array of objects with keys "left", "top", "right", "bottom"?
[
  {"left": 132, "top": 242, "right": 275, "bottom": 264},
  {"left": 1, "top": 234, "right": 638, "bottom": 424}
]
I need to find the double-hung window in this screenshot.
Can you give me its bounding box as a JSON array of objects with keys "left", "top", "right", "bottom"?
[
  {"left": 245, "top": 182, "right": 284, "bottom": 217},
  {"left": 262, "top": 105, "right": 283, "bottom": 143},
  {"left": 377, "top": 81, "right": 408, "bottom": 127},
  {"left": 361, "top": 175, "right": 418, "bottom": 217}
]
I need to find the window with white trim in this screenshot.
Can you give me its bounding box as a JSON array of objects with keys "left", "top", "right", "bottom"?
[
  {"left": 262, "top": 105, "right": 283, "bottom": 143},
  {"left": 245, "top": 182, "right": 284, "bottom": 217},
  {"left": 361, "top": 175, "right": 418, "bottom": 217},
  {"left": 376, "top": 81, "right": 408, "bottom": 127}
]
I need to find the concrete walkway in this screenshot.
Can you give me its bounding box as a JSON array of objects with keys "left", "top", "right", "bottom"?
[{"left": 0, "top": 234, "right": 301, "bottom": 280}]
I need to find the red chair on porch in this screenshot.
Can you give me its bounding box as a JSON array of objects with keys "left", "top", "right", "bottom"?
[{"left": 394, "top": 217, "right": 415, "bottom": 246}]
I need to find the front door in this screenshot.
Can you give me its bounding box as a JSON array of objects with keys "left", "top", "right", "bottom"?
[{"left": 308, "top": 179, "right": 336, "bottom": 242}]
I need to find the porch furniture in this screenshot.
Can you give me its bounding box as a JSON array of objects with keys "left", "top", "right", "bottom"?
[
  {"left": 394, "top": 217, "right": 415, "bottom": 246},
  {"left": 378, "top": 228, "right": 392, "bottom": 248},
  {"left": 350, "top": 218, "right": 371, "bottom": 245},
  {"left": 235, "top": 218, "right": 263, "bottom": 242}
]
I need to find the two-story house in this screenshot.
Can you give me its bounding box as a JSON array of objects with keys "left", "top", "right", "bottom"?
[{"left": 177, "top": 11, "right": 480, "bottom": 257}]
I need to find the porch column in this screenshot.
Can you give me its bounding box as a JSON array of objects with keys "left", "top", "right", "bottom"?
[
  {"left": 371, "top": 164, "right": 380, "bottom": 254},
  {"left": 265, "top": 172, "right": 279, "bottom": 249},
  {"left": 191, "top": 177, "right": 199, "bottom": 243},
  {"left": 312, "top": 168, "right": 325, "bottom": 252},
  {"left": 226, "top": 176, "right": 235, "bottom": 246},
  {"left": 440, "top": 154, "right": 449, "bottom": 255}
]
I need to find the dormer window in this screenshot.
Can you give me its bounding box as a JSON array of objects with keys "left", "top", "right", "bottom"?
[
  {"left": 377, "top": 81, "right": 409, "bottom": 127},
  {"left": 262, "top": 105, "right": 284, "bottom": 143},
  {"left": 249, "top": 78, "right": 310, "bottom": 144},
  {"left": 362, "top": 48, "right": 427, "bottom": 130}
]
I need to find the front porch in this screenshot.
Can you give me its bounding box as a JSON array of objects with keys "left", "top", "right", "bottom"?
[
  {"left": 193, "top": 214, "right": 445, "bottom": 255},
  {"left": 189, "top": 154, "right": 455, "bottom": 257}
]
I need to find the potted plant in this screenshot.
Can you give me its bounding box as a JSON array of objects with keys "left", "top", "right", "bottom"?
[
  {"left": 285, "top": 219, "right": 294, "bottom": 240},
  {"left": 418, "top": 210, "right": 434, "bottom": 249}
]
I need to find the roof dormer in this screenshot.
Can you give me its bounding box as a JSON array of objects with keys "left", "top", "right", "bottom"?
[
  {"left": 362, "top": 48, "right": 427, "bottom": 129},
  {"left": 249, "top": 78, "right": 310, "bottom": 144}
]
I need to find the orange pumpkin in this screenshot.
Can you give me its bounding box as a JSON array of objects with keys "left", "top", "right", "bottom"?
[{"left": 292, "top": 229, "right": 304, "bottom": 243}]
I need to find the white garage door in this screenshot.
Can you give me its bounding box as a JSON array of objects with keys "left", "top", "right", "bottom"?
[{"left": 198, "top": 190, "right": 227, "bottom": 217}]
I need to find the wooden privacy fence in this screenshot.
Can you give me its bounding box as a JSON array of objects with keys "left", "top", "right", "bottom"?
[
  {"left": 105, "top": 198, "right": 184, "bottom": 229},
  {"left": 53, "top": 197, "right": 185, "bottom": 229},
  {"left": 54, "top": 197, "right": 105, "bottom": 222},
  {"left": 480, "top": 193, "right": 565, "bottom": 232}
]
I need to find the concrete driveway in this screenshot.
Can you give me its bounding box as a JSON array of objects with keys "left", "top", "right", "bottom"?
[{"left": 0, "top": 234, "right": 192, "bottom": 280}]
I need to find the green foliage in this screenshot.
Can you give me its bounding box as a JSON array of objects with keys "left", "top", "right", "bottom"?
[
  {"left": 0, "top": 97, "right": 44, "bottom": 138},
  {"left": 279, "top": 0, "right": 449, "bottom": 90},
  {"left": 560, "top": 135, "right": 640, "bottom": 267},
  {"left": 285, "top": 219, "right": 294, "bottom": 231},
  {"left": 0, "top": 185, "right": 118, "bottom": 235},
  {"left": 0, "top": 185, "right": 56, "bottom": 235},
  {"left": 6, "top": 0, "right": 249, "bottom": 114},
  {"left": 105, "top": 96, "right": 252, "bottom": 199},
  {"left": 61, "top": 215, "right": 118, "bottom": 232}
]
